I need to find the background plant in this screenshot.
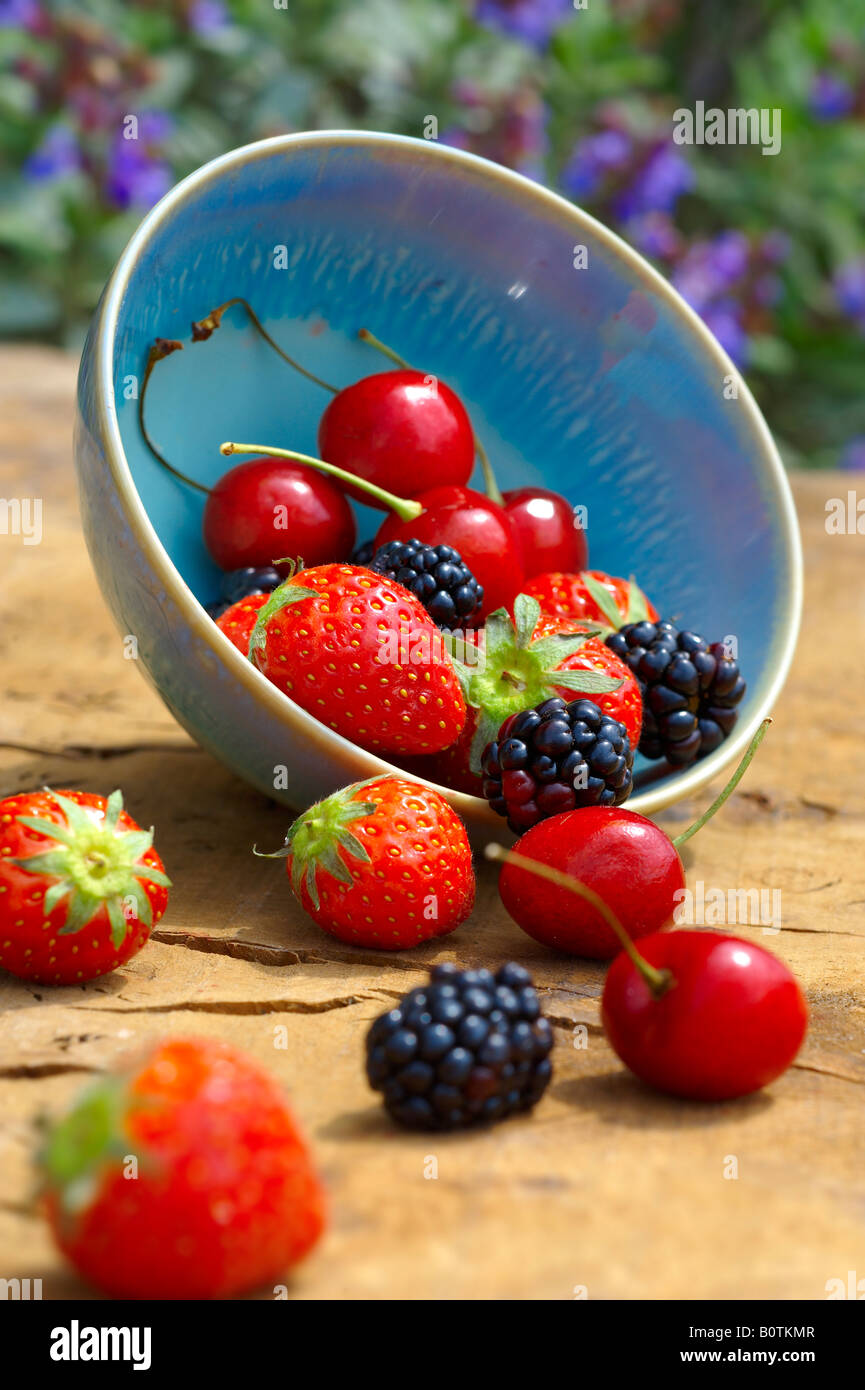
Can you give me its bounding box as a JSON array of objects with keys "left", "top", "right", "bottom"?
[{"left": 1, "top": 0, "right": 863, "bottom": 468}]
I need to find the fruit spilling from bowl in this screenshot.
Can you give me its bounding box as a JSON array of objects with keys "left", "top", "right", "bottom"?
[{"left": 141, "top": 309, "right": 747, "bottom": 809}]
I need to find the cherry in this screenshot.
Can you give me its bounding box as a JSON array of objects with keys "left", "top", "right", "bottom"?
[
  {"left": 373, "top": 485, "right": 524, "bottom": 619},
  {"left": 318, "top": 370, "right": 475, "bottom": 506},
  {"left": 220, "top": 443, "right": 525, "bottom": 621},
  {"left": 601, "top": 930, "right": 808, "bottom": 1101},
  {"left": 203, "top": 458, "right": 356, "bottom": 572},
  {"left": 502, "top": 487, "right": 588, "bottom": 577},
  {"left": 490, "top": 720, "right": 770, "bottom": 959},
  {"left": 495, "top": 806, "right": 684, "bottom": 958}
]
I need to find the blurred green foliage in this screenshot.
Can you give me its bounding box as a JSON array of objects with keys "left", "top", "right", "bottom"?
[{"left": 1, "top": 0, "right": 863, "bottom": 467}]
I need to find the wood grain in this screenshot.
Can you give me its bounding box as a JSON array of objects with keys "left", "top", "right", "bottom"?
[{"left": 0, "top": 345, "right": 862, "bottom": 1300}]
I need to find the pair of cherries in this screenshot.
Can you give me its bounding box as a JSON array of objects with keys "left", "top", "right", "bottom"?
[
  {"left": 487, "top": 723, "right": 808, "bottom": 1103},
  {"left": 142, "top": 303, "right": 586, "bottom": 615}
]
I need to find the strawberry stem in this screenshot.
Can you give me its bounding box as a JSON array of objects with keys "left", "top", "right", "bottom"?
[
  {"left": 219, "top": 442, "right": 424, "bottom": 522},
  {"left": 357, "top": 327, "right": 504, "bottom": 506},
  {"left": 485, "top": 843, "right": 673, "bottom": 996},
  {"left": 672, "top": 718, "right": 771, "bottom": 849}
]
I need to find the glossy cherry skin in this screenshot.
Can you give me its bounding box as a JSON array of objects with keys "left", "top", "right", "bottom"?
[
  {"left": 374, "top": 485, "right": 525, "bottom": 620},
  {"left": 318, "top": 370, "right": 475, "bottom": 506},
  {"left": 602, "top": 931, "right": 808, "bottom": 1100},
  {"left": 503, "top": 487, "right": 588, "bottom": 577},
  {"left": 203, "top": 458, "right": 356, "bottom": 572},
  {"left": 497, "top": 807, "right": 685, "bottom": 959}
]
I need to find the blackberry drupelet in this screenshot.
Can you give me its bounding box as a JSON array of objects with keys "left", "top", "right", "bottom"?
[
  {"left": 606, "top": 619, "right": 746, "bottom": 766},
  {"left": 366, "top": 962, "right": 553, "bottom": 1131},
  {"left": 367, "top": 538, "right": 484, "bottom": 629},
  {"left": 481, "top": 697, "right": 634, "bottom": 833},
  {"left": 220, "top": 565, "right": 283, "bottom": 604},
  {"left": 351, "top": 539, "right": 376, "bottom": 567}
]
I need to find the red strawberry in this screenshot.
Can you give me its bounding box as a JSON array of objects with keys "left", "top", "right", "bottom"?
[
  {"left": 423, "top": 595, "right": 643, "bottom": 795},
  {"left": 41, "top": 1037, "right": 325, "bottom": 1299},
  {"left": 216, "top": 591, "right": 269, "bottom": 655},
  {"left": 249, "top": 563, "right": 466, "bottom": 756},
  {"left": 261, "top": 776, "right": 475, "bottom": 949},
  {"left": 522, "top": 570, "right": 659, "bottom": 628},
  {"left": 0, "top": 788, "right": 169, "bottom": 985}
]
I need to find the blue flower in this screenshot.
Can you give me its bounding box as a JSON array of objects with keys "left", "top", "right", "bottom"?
[
  {"left": 835, "top": 259, "right": 865, "bottom": 326},
  {"left": 188, "top": 0, "right": 231, "bottom": 35},
  {"left": 0, "top": 0, "right": 41, "bottom": 29},
  {"left": 840, "top": 437, "right": 865, "bottom": 471},
  {"left": 613, "top": 141, "right": 693, "bottom": 220},
  {"left": 24, "top": 124, "right": 82, "bottom": 180},
  {"left": 561, "top": 129, "right": 632, "bottom": 198},
  {"left": 104, "top": 112, "right": 173, "bottom": 211},
  {"left": 809, "top": 71, "right": 854, "bottom": 122},
  {"left": 475, "top": 0, "right": 574, "bottom": 50}
]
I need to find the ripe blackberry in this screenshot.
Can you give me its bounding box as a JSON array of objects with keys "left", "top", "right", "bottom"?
[
  {"left": 606, "top": 620, "right": 746, "bottom": 767},
  {"left": 220, "top": 565, "right": 283, "bottom": 604},
  {"left": 367, "top": 538, "right": 483, "bottom": 629},
  {"left": 481, "top": 697, "right": 634, "bottom": 834},
  {"left": 366, "top": 962, "right": 553, "bottom": 1131},
  {"left": 351, "top": 539, "right": 376, "bottom": 567}
]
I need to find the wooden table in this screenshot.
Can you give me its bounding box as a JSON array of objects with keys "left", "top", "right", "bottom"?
[{"left": 1, "top": 345, "right": 862, "bottom": 1300}]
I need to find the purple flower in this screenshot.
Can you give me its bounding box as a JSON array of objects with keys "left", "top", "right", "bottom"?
[
  {"left": 443, "top": 88, "right": 548, "bottom": 180},
  {"left": 613, "top": 141, "right": 693, "bottom": 220},
  {"left": 840, "top": 438, "right": 865, "bottom": 471},
  {"left": 809, "top": 71, "right": 854, "bottom": 122},
  {"left": 701, "top": 302, "right": 748, "bottom": 366},
  {"left": 188, "top": 0, "right": 230, "bottom": 35},
  {"left": 0, "top": 0, "right": 40, "bottom": 29},
  {"left": 24, "top": 124, "right": 82, "bottom": 180},
  {"left": 835, "top": 259, "right": 865, "bottom": 324},
  {"left": 627, "top": 212, "right": 681, "bottom": 261},
  {"left": 105, "top": 112, "right": 173, "bottom": 210},
  {"left": 475, "top": 0, "right": 574, "bottom": 50},
  {"left": 562, "top": 129, "right": 632, "bottom": 198}
]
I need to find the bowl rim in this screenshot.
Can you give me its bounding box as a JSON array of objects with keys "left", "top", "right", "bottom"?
[{"left": 91, "top": 128, "right": 803, "bottom": 825}]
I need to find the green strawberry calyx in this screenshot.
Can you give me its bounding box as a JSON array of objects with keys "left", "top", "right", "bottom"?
[
  {"left": 448, "top": 593, "right": 624, "bottom": 774},
  {"left": 255, "top": 779, "right": 383, "bottom": 910},
  {"left": 38, "top": 1073, "right": 134, "bottom": 1217},
  {"left": 580, "top": 572, "right": 654, "bottom": 632},
  {"left": 247, "top": 560, "right": 320, "bottom": 665},
  {"left": 10, "top": 789, "right": 171, "bottom": 949}
]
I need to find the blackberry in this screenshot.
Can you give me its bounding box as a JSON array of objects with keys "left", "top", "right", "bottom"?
[
  {"left": 351, "top": 539, "right": 376, "bottom": 567},
  {"left": 367, "top": 538, "right": 483, "bottom": 629},
  {"left": 606, "top": 620, "right": 746, "bottom": 767},
  {"left": 220, "top": 565, "right": 283, "bottom": 604},
  {"left": 481, "top": 697, "right": 634, "bottom": 833},
  {"left": 365, "top": 962, "right": 553, "bottom": 1131}
]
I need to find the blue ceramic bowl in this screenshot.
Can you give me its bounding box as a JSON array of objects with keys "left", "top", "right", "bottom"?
[{"left": 75, "top": 131, "right": 801, "bottom": 836}]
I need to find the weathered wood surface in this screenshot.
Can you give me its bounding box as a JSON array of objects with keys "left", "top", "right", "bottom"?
[{"left": 0, "top": 345, "right": 862, "bottom": 1300}]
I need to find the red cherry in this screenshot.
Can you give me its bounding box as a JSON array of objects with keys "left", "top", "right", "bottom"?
[
  {"left": 203, "top": 458, "right": 356, "bottom": 571},
  {"left": 502, "top": 487, "right": 588, "bottom": 577},
  {"left": 497, "top": 806, "right": 685, "bottom": 959},
  {"left": 374, "top": 485, "right": 525, "bottom": 620},
  {"left": 318, "top": 371, "right": 474, "bottom": 506},
  {"left": 602, "top": 931, "right": 808, "bottom": 1100}
]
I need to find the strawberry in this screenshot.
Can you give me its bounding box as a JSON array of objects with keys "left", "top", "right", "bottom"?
[
  {"left": 260, "top": 776, "right": 475, "bottom": 949},
  {"left": 40, "top": 1037, "right": 325, "bottom": 1299},
  {"left": 422, "top": 594, "right": 643, "bottom": 795},
  {"left": 216, "top": 591, "right": 269, "bottom": 654},
  {"left": 522, "top": 570, "right": 659, "bottom": 629},
  {"left": 0, "top": 788, "right": 170, "bottom": 985},
  {"left": 249, "top": 563, "right": 466, "bottom": 756}
]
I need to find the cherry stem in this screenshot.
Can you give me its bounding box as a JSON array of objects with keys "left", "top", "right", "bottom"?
[
  {"left": 138, "top": 342, "right": 211, "bottom": 494},
  {"left": 484, "top": 843, "right": 673, "bottom": 997},
  {"left": 672, "top": 718, "right": 772, "bottom": 849},
  {"left": 137, "top": 298, "right": 339, "bottom": 495},
  {"left": 219, "top": 442, "right": 424, "bottom": 522},
  {"left": 357, "top": 327, "right": 505, "bottom": 507},
  {"left": 203, "top": 298, "right": 338, "bottom": 394}
]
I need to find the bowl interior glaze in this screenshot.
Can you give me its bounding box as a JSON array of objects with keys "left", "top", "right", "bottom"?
[{"left": 100, "top": 131, "right": 801, "bottom": 818}]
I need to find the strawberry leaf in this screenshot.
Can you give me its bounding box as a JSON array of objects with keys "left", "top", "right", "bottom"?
[{"left": 580, "top": 573, "right": 624, "bottom": 631}]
